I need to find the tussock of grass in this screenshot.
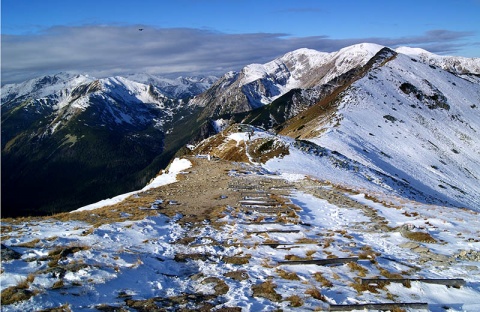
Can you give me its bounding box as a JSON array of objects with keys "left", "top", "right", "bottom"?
[
  {"left": 322, "top": 238, "right": 334, "bottom": 249},
  {"left": 305, "top": 250, "right": 316, "bottom": 258},
  {"left": 305, "top": 287, "right": 326, "bottom": 301},
  {"left": 224, "top": 270, "right": 249, "bottom": 281},
  {"left": 379, "top": 269, "right": 404, "bottom": 279},
  {"left": 15, "top": 238, "right": 41, "bottom": 248},
  {"left": 1, "top": 274, "right": 38, "bottom": 305},
  {"left": 284, "top": 254, "right": 305, "bottom": 261},
  {"left": 286, "top": 294, "right": 304, "bottom": 307},
  {"left": 223, "top": 255, "right": 251, "bottom": 265},
  {"left": 358, "top": 245, "right": 380, "bottom": 261},
  {"left": 251, "top": 280, "right": 282, "bottom": 302},
  {"left": 295, "top": 237, "right": 318, "bottom": 244},
  {"left": 276, "top": 269, "right": 300, "bottom": 280},
  {"left": 313, "top": 272, "right": 333, "bottom": 287},
  {"left": 201, "top": 277, "right": 230, "bottom": 296},
  {"left": 402, "top": 231, "right": 437, "bottom": 243},
  {"left": 347, "top": 262, "right": 368, "bottom": 277},
  {"left": 174, "top": 253, "right": 210, "bottom": 262},
  {"left": 52, "top": 280, "right": 64, "bottom": 289},
  {"left": 350, "top": 278, "right": 383, "bottom": 293},
  {"left": 261, "top": 258, "right": 275, "bottom": 268}
]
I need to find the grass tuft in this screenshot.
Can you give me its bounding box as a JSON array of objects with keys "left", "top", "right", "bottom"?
[
  {"left": 305, "top": 287, "right": 326, "bottom": 301},
  {"left": 276, "top": 269, "right": 300, "bottom": 280},
  {"left": 251, "top": 280, "right": 282, "bottom": 302},
  {"left": 313, "top": 272, "right": 333, "bottom": 287},
  {"left": 286, "top": 294, "right": 304, "bottom": 307},
  {"left": 402, "top": 231, "right": 437, "bottom": 243}
]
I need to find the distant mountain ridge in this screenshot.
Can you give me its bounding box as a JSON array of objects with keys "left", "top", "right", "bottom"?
[
  {"left": 2, "top": 43, "right": 479, "bottom": 216},
  {"left": 191, "top": 43, "right": 470, "bottom": 118}
]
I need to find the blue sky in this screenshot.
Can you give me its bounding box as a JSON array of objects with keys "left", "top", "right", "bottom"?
[{"left": 2, "top": 0, "right": 479, "bottom": 83}]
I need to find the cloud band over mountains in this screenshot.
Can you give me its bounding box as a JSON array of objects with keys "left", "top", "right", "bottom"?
[{"left": 1, "top": 25, "right": 475, "bottom": 84}]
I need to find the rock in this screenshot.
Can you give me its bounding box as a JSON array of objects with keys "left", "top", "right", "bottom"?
[
  {"left": 413, "top": 246, "right": 429, "bottom": 253},
  {"left": 429, "top": 253, "right": 450, "bottom": 263},
  {"left": 1, "top": 244, "right": 22, "bottom": 261},
  {"left": 399, "top": 242, "right": 420, "bottom": 249},
  {"left": 456, "top": 249, "right": 480, "bottom": 261}
]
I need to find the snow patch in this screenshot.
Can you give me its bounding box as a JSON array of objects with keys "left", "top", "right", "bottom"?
[{"left": 73, "top": 158, "right": 191, "bottom": 212}]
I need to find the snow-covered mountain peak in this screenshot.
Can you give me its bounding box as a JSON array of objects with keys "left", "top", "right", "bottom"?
[
  {"left": 125, "top": 73, "right": 218, "bottom": 98},
  {"left": 1, "top": 72, "right": 94, "bottom": 104},
  {"left": 331, "top": 43, "right": 386, "bottom": 73},
  {"left": 240, "top": 48, "right": 331, "bottom": 87},
  {"left": 395, "top": 46, "right": 434, "bottom": 57},
  {"left": 396, "top": 46, "right": 480, "bottom": 75},
  {"left": 337, "top": 42, "right": 386, "bottom": 56}
]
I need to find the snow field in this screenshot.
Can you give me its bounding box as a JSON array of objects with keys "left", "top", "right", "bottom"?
[{"left": 2, "top": 163, "right": 480, "bottom": 311}]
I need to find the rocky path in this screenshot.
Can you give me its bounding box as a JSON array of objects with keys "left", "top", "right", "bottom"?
[
  {"left": 121, "top": 156, "right": 473, "bottom": 310},
  {"left": 1, "top": 156, "right": 479, "bottom": 311}
]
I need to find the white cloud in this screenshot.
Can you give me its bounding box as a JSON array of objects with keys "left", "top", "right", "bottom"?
[{"left": 1, "top": 25, "right": 475, "bottom": 84}]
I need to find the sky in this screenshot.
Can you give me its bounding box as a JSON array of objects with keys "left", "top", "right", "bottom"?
[{"left": 1, "top": 0, "right": 480, "bottom": 84}]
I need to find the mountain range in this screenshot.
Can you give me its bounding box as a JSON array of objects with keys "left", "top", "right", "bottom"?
[
  {"left": 2, "top": 43, "right": 479, "bottom": 217},
  {"left": 1, "top": 73, "right": 217, "bottom": 216}
]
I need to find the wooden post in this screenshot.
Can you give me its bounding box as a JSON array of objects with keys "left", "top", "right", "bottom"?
[
  {"left": 362, "top": 278, "right": 466, "bottom": 288},
  {"left": 278, "top": 257, "right": 358, "bottom": 266},
  {"left": 329, "top": 302, "right": 428, "bottom": 311}
]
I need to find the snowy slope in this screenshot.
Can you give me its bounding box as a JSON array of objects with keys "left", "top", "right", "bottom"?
[
  {"left": 301, "top": 52, "right": 480, "bottom": 210},
  {"left": 190, "top": 43, "right": 387, "bottom": 117},
  {"left": 396, "top": 46, "right": 480, "bottom": 75},
  {"left": 0, "top": 72, "right": 94, "bottom": 103},
  {"left": 126, "top": 73, "right": 218, "bottom": 98},
  {"left": 2, "top": 150, "right": 479, "bottom": 311}
]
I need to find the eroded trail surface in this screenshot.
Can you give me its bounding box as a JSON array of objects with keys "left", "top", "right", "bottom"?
[{"left": 2, "top": 156, "right": 480, "bottom": 311}]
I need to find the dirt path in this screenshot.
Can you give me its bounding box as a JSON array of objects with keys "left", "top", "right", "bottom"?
[{"left": 2, "top": 155, "right": 474, "bottom": 311}]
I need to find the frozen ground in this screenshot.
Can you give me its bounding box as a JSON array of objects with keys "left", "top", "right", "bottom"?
[{"left": 1, "top": 152, "right": 479, "bottom": 311}]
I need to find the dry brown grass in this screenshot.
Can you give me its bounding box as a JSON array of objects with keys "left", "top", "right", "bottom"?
[
  {"left": 379, "top": 269, "right": 404, "bottom": 279},
  {"left": 15, "top": 238, "right": 41, "bottom": 248},
  {"left": 251, "top": 280, "right": 282, "bottom": 302},
  {"left": 305, "top": 250, "right": 317, "bottom": 258},
  {"left": 54, "top": 202, "right": 160, "bottom": 227},
  {"left": 284, "top": 254, "right": 306, "bottom": 261},
  {"left": 358, "top": 245, "right": 381, "bottom": 261},
  {"left": 224, "top": 270, "right": 249, "bottom": 281},
  {"left": 305, "top": 287, "right": 326, "bottom": 301},
  {"left": 46, "top": 244, "right": 90, "bottom": 267},
  {"left": 350, "top": 278, "right": 383, "bottom": 294},
  {"left": 276, "top": 269, "right": 300, "bottom": 280},
  {"left": 248, "top": 138, "right": 290, "bottom": 163},
  {"left": 347, "top": 262, "right": 368, "bottom": 277},
  {"left": 223, "top": 255, "right": 251, "bottom": 265},
  {"left": 201, "top": 277, "right": 230, "bottom": 296},
  {"left": 52, "top": 280, "right": 64, "bottom": 289},
  {"left": 286, "top": 294, "right": 304, "bottom": 307},
  {"left": 261, "top": 258, "right": 275, "bottom": 268},
  {"left": 1, "top": 224, "right": 14, "bottom": 234},
  {"left": 312, "top": 272, "right": 333, "bottom": 287},
  {"left": 1, "top": 274, "right": 38, "bottom": 305},
  {"left": 402, "top": 231, "right": 437, "bottom": 243},
  {"left": 322, "top": 238, "right": 334, "bottom": 249},
  {"left": 295, "top": 237, "right": 318, "bottom": 244}
]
